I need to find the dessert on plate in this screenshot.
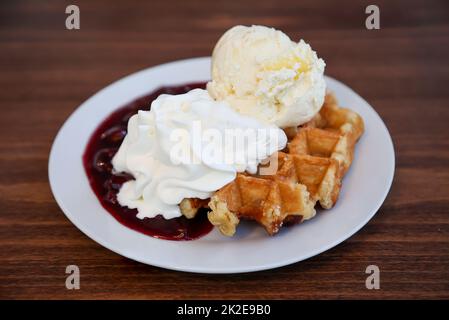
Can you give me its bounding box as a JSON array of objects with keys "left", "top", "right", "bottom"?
[{"left": 83, "top": 25, "right": 364, "bottom": 240}]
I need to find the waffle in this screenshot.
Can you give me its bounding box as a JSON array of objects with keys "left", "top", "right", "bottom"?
[
  {"left": 182, "top": 93, "right": 364, "bottom": 236},
  {"left": 179, "top": 198, "right": 209, "bottom": 219}
]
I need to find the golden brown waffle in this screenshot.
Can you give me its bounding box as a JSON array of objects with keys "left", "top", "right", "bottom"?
[
  {"left": 205, "top": 93, "right": 365, "bottom": 236},
  {"left": 179, "top": 198, "right": 209, "bottom": 219},
  {"left": 207, "top": 159, "right": 317, "bottom": 236}
]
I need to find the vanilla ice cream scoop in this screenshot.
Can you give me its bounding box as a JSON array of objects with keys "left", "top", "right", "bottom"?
[{"left": 207, "top": 25, "right": 326, "bottom": 128}]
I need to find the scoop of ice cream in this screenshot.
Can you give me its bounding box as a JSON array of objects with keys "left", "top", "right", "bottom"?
[{"left": 207, "top": 25, "right": 326, "bottom": 128}]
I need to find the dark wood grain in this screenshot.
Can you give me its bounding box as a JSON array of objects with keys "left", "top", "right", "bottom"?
[{"left": 1, "top": 0, "right": 448, "bottom": 299}]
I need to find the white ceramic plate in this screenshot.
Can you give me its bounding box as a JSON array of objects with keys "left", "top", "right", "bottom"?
[{"left": 49, "top": 57, "right": 395, "bottom": 274}]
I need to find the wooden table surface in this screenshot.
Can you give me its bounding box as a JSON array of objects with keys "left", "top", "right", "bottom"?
[{"left": 1, "top": 0, "right": 448, "bottom": 299}]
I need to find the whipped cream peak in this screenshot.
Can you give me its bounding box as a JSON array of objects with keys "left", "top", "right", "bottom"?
[{"left": 112, "top": 89, "right": 287, "bottom": 219}]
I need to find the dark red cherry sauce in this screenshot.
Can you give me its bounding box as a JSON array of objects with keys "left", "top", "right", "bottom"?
[{"left": 83, "top": 82, "right": 213, "bottom": 240}]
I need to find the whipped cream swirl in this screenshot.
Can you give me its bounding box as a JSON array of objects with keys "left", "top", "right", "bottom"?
[{"left": 112, "top": 89, "right": 287, "bottom": 219}]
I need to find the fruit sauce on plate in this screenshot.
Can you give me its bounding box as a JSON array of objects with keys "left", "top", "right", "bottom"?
[{"left": 82, "top": 82, "right": 213, "bottom": 241}]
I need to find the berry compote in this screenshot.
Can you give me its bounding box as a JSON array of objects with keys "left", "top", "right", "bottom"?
[{"left": 82, "top": 82, "right": 213, "bottom": 240}]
